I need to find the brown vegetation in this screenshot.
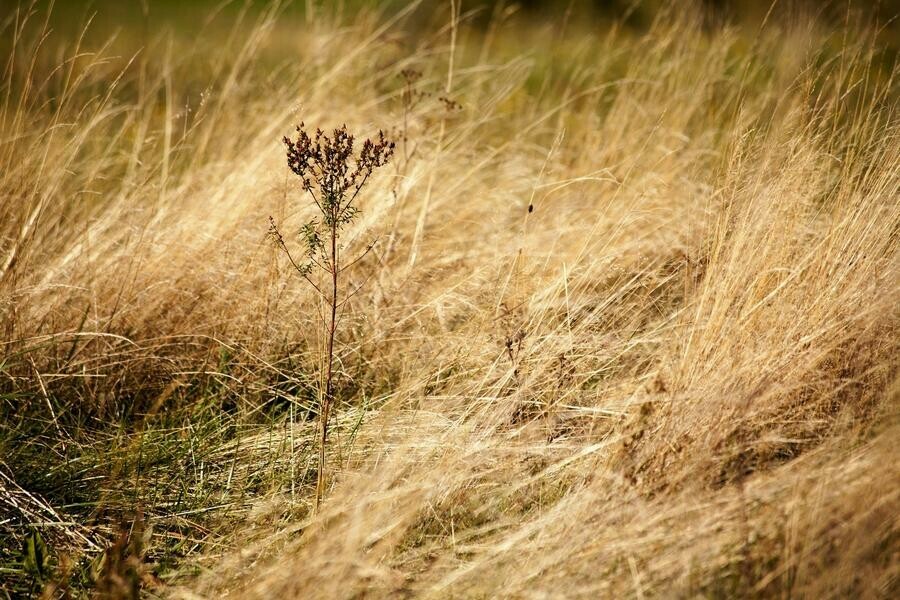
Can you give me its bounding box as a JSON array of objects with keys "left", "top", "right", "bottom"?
[{"left": 0, "top": 1, "right": 897, "bottom": 597}]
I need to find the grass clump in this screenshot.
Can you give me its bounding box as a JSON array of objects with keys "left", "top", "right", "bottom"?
[{"left": 0, "top": 1, "right": 898, "bottom": 598}]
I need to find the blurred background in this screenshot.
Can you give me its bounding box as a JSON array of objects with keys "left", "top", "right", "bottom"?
[
  {"left": 6, "top": 1, "right": 895, "bottom": 93},
  {"left": 10, "top": 0, "right": 900, "bottom": 31}
]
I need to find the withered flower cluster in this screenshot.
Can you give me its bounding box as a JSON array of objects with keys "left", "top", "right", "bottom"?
[{"left": 283, "top": 123, "right": 394, "bottom": 228}]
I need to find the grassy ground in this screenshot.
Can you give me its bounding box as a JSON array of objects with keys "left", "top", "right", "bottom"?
[{"left": 1, "top": 1, "right": 898, "bottom": 598}]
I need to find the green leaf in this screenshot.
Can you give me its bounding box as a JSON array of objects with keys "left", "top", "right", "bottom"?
[{"left": 21, "top": 529, "right": 51, "bottom": 584}]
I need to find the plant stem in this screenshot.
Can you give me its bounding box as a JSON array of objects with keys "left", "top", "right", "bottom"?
[{"left": 315, "top": 215, "right": 339, "bottom": 512}]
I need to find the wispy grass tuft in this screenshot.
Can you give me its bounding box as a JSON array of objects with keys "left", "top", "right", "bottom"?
[{"left": 0, "top": 1, "right": 897, "bottom": 598}]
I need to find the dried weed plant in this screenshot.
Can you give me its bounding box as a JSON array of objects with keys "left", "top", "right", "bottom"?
[{"left": 270, "top": 124, "right": 394, "bottom": 510}]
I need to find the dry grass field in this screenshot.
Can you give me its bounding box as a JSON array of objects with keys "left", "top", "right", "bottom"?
[{"left": 1, "top": 0, "right": 898, "bottom": 597}]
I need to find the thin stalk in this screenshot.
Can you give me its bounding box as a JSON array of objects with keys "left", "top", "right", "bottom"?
[{"left": 315, "top": 207, "right": 339, "bottom": 512}]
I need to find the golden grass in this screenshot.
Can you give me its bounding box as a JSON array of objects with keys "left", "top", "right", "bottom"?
[{"left": 1, "top": 1, "right": 897, "bottom": 598}]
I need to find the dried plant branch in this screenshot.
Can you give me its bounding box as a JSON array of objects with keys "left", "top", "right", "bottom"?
[{"left": 270, "top": 123, "right": 393, "bottom": 512}]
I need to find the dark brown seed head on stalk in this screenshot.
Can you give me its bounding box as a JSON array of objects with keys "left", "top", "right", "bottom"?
[
  {"left": 283, "top": 123, "right": 394, "bottom": 204},
  {"left": 273, "top": 123, "right": 394, "bottom": 513}
]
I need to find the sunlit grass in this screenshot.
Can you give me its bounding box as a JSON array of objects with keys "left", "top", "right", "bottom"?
[{"left": 1, "top": 1, "right": 897, "bottom": 597}]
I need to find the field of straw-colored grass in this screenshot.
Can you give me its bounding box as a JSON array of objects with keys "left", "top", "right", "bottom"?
[{"left": 1, "top": 1, "right": 898, "bottom": 598}]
